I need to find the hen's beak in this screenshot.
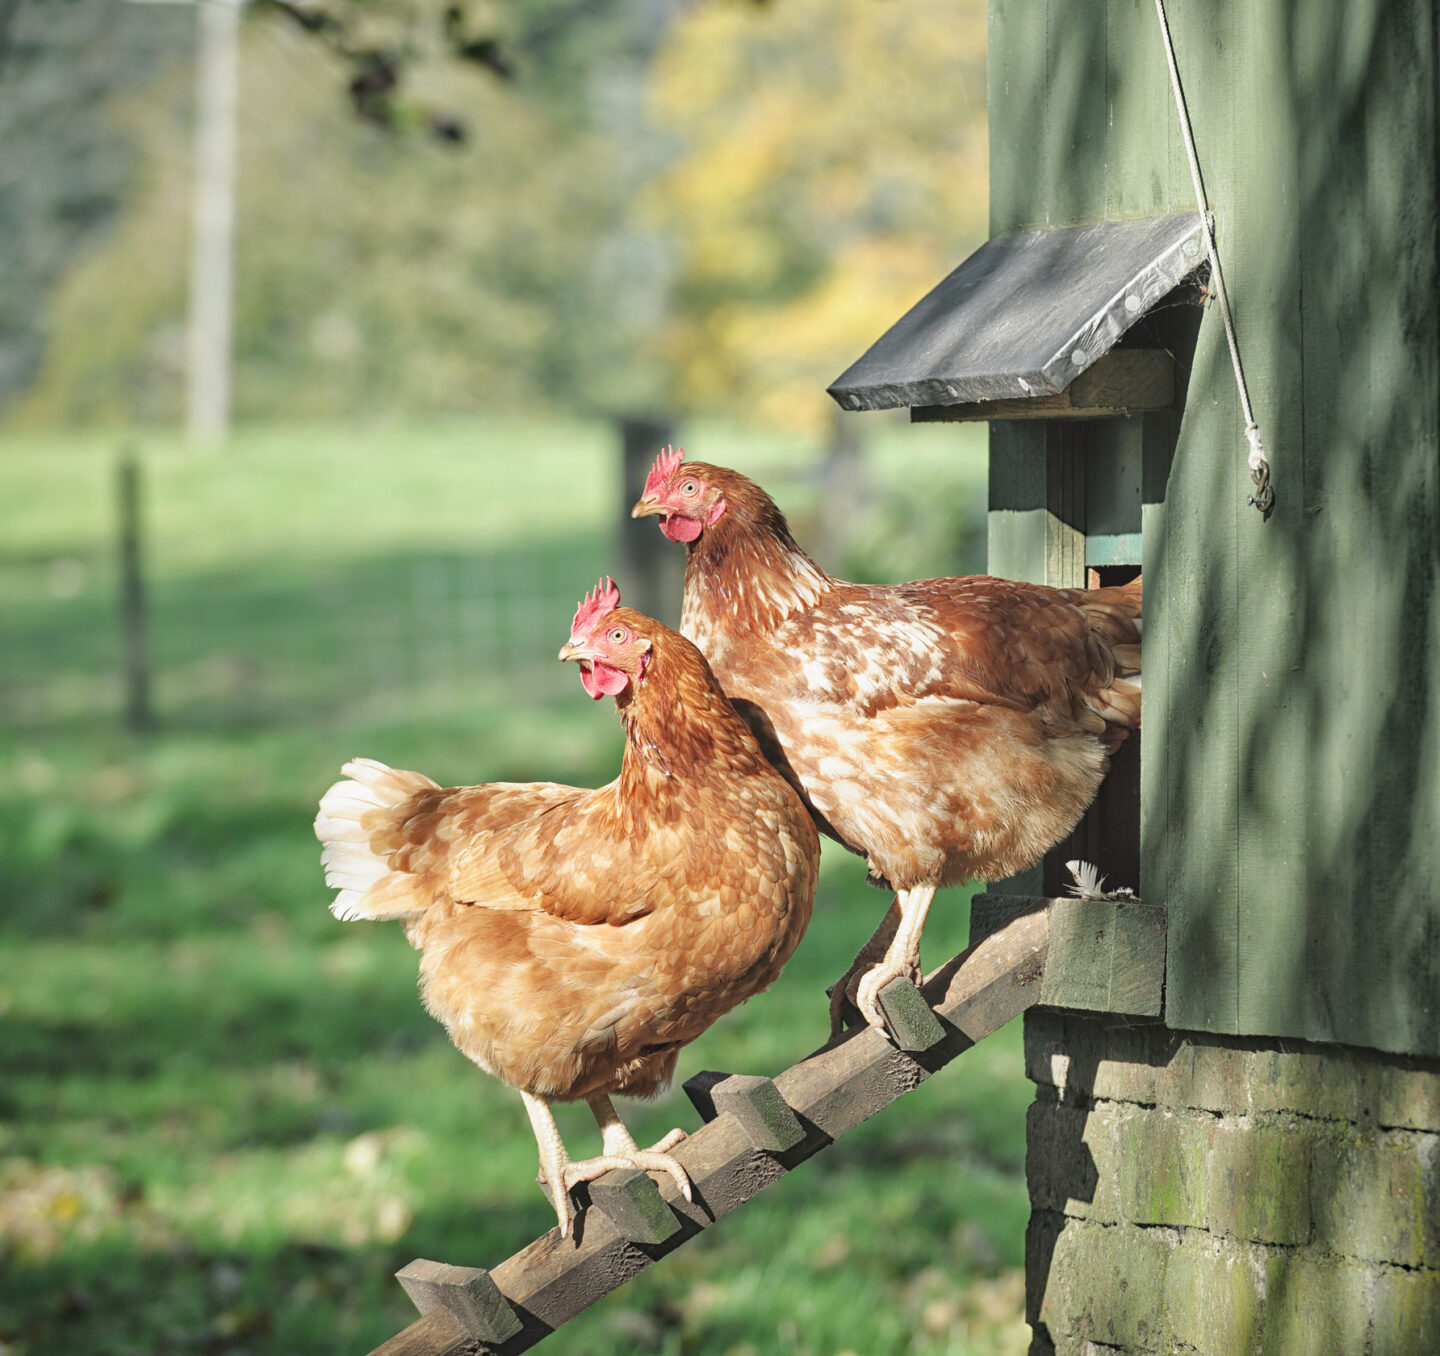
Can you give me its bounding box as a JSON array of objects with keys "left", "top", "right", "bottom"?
[
  {"left": 558, "top": 641, "right": 599, "bottom": 663},
  {"left": 630, "top": 497, "right": 665, "bottom": 520}
]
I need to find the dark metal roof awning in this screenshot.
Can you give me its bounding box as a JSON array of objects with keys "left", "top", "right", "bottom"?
[{"left": 828, "top": 213, "right": 1206, "bottom": 413}]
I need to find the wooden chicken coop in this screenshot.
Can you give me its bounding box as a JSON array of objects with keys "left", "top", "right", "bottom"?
[{"left": 829, "top": 1, "right": 1440, "bottom": 1351}]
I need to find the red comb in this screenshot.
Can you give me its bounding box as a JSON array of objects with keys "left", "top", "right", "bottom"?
[
  {"left": 571, "top": 576, "right": 621, "bottom": 635},
  {"left": 642, "top": 444, "right": 685, "bottom": 499}
]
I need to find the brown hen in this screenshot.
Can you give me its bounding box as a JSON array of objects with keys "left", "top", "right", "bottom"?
[
  {"left": 314, "top": 579, "right": 818, "bottom": 1236},
  {"left": 633, "top": 450, "right": 1141, "bottom": 1036}
]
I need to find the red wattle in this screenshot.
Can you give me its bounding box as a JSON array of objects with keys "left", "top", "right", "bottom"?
[
  {"left": 579, "top": 661, "right": 629, "bottom": 700},
  {"left": 660, "top": 513, "right": 703, "bottom": 543}
]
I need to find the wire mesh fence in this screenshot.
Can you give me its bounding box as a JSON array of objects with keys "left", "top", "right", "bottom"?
[{"left": 1, "top": 541, "right": 595, "bottom": 737}]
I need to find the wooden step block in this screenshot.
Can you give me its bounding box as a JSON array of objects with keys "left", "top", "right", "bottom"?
[
  {"left": 684, "top": 1071, "right": 807, "bottom": 1152},
  {"left": 875, "top": 977, "right": 947, "bottom": 1052},
  {"left": 396, "top": 1258, "right": 522, "bottom": 1344},
  {"left": 587, "top": 1167, "right": 683, "bottom": 1245}
]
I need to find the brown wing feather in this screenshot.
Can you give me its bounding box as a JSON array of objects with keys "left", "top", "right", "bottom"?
[
  {"left": 372, "top": 781, "right": 662, "bottom": 927},
  {"left": 896, "top": 576, "right": 1140, "bottom": 721},
  {"left": 764, "top": 575, "right": 1141, "bottom": 734}
]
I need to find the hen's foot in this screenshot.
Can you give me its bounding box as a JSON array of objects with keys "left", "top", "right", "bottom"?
[
  {"left": 852, "top": 954, "right": 924, "bottom": 1033},
  {"left": 559, "top": 1128, "right": 692, "bottom": 1202},
  {"left": 845, "top": 885, "right": 936, "bottom": 1039},
  {"left": 533, "top": 1093, "right": 694, "bottom": 1237},
  {"left": 829, "top": 899, "right": 903, "bottom": 1038}
]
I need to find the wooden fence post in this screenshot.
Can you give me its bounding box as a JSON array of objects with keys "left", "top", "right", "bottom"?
[
  {"left": 616, "top": 415, "right": 681, "bottom": 628},
  {"left": 116, "top": 451, "right": 154, "bottom": 733}
]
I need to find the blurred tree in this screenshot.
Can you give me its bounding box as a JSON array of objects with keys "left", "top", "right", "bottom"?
[
  {"left": 12, "top": 0, "right": 989, "bottom": 433},
  {"left": 647, "top": 0, "right": 987, "bottom": 431},
  {"left": 0, "top": 0, "right": 192, "bottom": 409},
  {"left": 4, "top": 0, "right": 683, "bottom": 425},
  {"left": 16, "top": 9, "right": 670, "bottom": 423}
]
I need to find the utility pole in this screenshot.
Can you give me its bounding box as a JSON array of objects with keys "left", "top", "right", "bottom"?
[
  {"left": 187, "top": 0, "right": 240, "bottom": 444},
  {"left": 125, "top": 0, "right": 241, "bottom": 445}
]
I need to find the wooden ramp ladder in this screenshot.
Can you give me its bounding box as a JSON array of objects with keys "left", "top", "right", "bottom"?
[{"left": 370, "top": 893, "right": 1166, "bottom": 1356}]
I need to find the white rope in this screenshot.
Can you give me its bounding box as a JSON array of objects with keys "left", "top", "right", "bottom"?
[{"left": 1154, "top": 0, "right": 1273, "bottom": 515}]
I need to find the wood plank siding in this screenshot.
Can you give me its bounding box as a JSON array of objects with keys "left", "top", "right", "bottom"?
[{"left": 986, "top": 0, "right": 1440, "bottom": 1055}]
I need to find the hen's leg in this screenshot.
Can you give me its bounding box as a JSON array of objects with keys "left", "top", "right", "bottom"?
[
  {"left": 559, "top": 1093, "right": 693, "bottom": 1202},
  {"left": 525, "top": 1090, "right": 692, "bottom": 1238},
  {"left": 852, "top": 884, "right": 937, "bottom": 1033},
  {"left": 829, "top": 898, "right": 902, "bottom": 1037},
  {"left": 520, "top": 1088, "right": 583, "bottom": 1238}
]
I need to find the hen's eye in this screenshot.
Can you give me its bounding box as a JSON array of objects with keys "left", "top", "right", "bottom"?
[
  {"left": 680, "top": 480, "right": 698, "bottom": 496},
  {"left": 609, "top": 628, "right": 626, "bottom": 643}
]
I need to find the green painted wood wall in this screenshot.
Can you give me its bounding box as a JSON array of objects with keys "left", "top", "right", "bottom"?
[{"left": 985, "top": 0, "right": 1440, "bottom": 1057}]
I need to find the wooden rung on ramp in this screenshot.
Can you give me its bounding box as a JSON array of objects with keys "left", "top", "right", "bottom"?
[{"left": 369, "top": 894, "right": 1164, "bottom": 1355}]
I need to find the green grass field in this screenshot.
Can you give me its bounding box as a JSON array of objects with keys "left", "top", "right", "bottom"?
[{"left": 0, "top": 417, "right": 1031, "bottom": 1356}]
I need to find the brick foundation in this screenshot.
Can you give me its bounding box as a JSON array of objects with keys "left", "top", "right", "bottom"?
[{"left": 1024, "top": 1011, "right": 1440, "bottom": 1354}]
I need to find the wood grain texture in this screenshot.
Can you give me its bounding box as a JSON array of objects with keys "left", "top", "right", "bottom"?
[
  {"left": 396, "top": 1261, "right": 520, "bottom": 1345},
  {"left": 912, "top": 351, "right": 1176, "bottom": 423},
  {"left": 370, "top": 1309, "right": 476, "bottom": 1356},
  {"left": 988, "top": 0, "right": 1440, "bottom": 1055},
  {"left": 683, "top": 1072, "right": 806, "bottom": 1152},
  {"left": 969, "top": 894, "right": 1164, "bottom": 1018},
  {"left": 585, "top": 1169, "right": 683, "bottom": 1246}
]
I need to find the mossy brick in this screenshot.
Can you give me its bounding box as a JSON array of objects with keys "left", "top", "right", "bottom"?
[
  {"left": 1026, "top": 1209, "right": 1065, "bottom": 1327},
  {"left": 1370, "top": 1262, "right": 1440, "bottom": 1353},
  {"left": 1310, "top": 1135, "right": 1425, "bottom": 1266},
  {"left": 1139, "top": 1037, "right": 1211, "bottom": 1111},
  {"left": 1029, "top": 1334, "right": 1100, "bottom": 1356},
  {"left": 1120, "top": 1108, "right": 1212, "bottom": 1228},
  {"left": 1023, "top": 1011, "right": 1149, "bottom": 1101},
  {"left": 1376, "top": 1062, "right": 1440, "bottom": 1132},
  {"left": 1028, "top": 1100, "right": 1126, "bottom": 1222},
  {"left": 1028, "top": 1327, "right": 1058, "bottom": 1356},
  {"left": 1246, "top": 1046, "right": 1378, "bottom": 1123},
  {"left": 1259, "top": 1253, "right": 1371, "bottom": 1356},
  {"left": 1024, "top": 1010, "right": 1194, "bottom": 1108},
  {"left": 1040, "top": 1219, "right": 1172, "bottom": 1349},
  {"left": 1245, "top": 1048, "right": 1326, "bottom": 1116},
  {"left": 1204, "top": 1124, "right": 1311, "bottom": 1245},
  {"left": 1162, "top": 1234, "right": 1263, "bottom": 1355},
  {"left": 1026, "top": 1010, "right": 1077, "bottom": 1095},
  {"left": 1185, "top": 1043, "right": 1253, "bottom": 1115},
  {"left": 1091, "top": 1028, "right": 1194, "bottom": 1108},
  {"left": 1087, "top": 1055, "right": 1160, "bottom": 1108},
  {"left": 1421, "top": 1133, "right": 1440, "bottom": 1267}
]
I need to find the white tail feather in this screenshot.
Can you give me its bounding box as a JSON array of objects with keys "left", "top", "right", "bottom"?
[{"left": 314, "top": 758, "right": 440, "bottom": 923}]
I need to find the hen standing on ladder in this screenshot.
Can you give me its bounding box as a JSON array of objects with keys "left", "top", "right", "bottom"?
[
  {"left": 314, "top": 581, "right": 819, "bottom": 1237},
  {"left": 634, "top": 449, "right": 1142, "bottom": 1037}
]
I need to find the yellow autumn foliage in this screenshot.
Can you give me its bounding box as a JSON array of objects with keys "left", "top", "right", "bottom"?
[{"left": 648, "top": 0, "right": 988, "bottom": 432}]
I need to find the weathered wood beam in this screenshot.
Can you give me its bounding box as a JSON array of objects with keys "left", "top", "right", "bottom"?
[
  {"left": 911, "top": 349, "right": 1175, "bottom": 422},
  {"left": 969, "top": 893, "right": 1165, "bottom": 1017},
  {"left": 370, "top": 1307, "right": 475, "bottom": 1356},
  {"left": 369, "top": 896, "right": 1164, "bottom": 1355}
]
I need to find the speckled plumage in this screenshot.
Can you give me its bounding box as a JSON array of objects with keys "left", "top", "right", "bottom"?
[
  {"left": 315, "top": 602, "right": 818, "bottom": 1231},
  {"left": 319, "top": 608, "right": 816, "bottom": 1101},
  {"left": 633, "top": 457, "right": 1141, "bottom": 1029}
]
